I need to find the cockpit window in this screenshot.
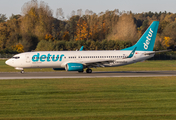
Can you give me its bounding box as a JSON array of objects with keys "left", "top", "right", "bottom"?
[{"left": 12, "top": 56, "right": 20, "bottom": 59}]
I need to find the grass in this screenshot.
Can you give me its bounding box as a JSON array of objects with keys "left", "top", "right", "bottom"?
[
  {"left": 1, "top": 77, "right": 176, "bottom": 119},
  {"left": 1, "top": 59, "right": 176, "bottom": 72}
]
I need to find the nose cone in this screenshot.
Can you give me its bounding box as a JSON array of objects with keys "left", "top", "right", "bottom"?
[{"left": 5, "top": 59, "right": 12, "bottom": 66}]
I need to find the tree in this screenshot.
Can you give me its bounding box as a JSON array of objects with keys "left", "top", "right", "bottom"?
[
  {"left": 68, "top": 15, "right": 80, "bottom": 40},
  {"left": 45, "top": 34, "right": 53, "bottom": 40},
  {"left": 0, "top": 22, "right": 9, "bottom": 50},
  {"left": 138, "top": 20, "right": 149, "bottom": 36},
  {"left": 21, "top": 33, "right": 38, "bottom": 51},
  {"left": 9, "top": 14, "right": 21, "bottom": 20},
  {"left": 108, "top": 13, "right": 138, "bottom": 43},
  {"left": 13, "top": 43, "right": 24, "bottom": 53},
  {"left": 75, "top": 19, "right": 89, "bottom": 41},
  {"left": 163, "top": 13, "right": 176, "bottom": 23},
  {"left": 71, "top": 10, "right": 76, "bottom": 17},
  {"left": 35, "top": 40, "right": 54, "bottom": 51},
  {"left": 77, "top": 9, "right": 83, "bottom": 17},
  {"left": 6, "top": 33, "right": 22, "bottom": 49},
  {"left": 162, "top": 22, "right": 176, "bottom": 47},
  {"left": 21, "top": 0, "right": 53, "bottom": 40},
  {"left": 0, "top": 14, "right": 7, "bottom": 23},
  {"left": 163, "top": 36, "right": 171, "bottom": 48},
  {"left": 158, "top": 20, "right": 169, "bottom": 34},
  {"left": 56, "top": 8, "right": 64, "bottom": 20},
  {"left": 62, "top": 31, "right": 70, "bottom": 41}
]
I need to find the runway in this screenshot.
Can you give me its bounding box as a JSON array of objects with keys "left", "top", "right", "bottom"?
[{"left": 0, "top": 71, "right": 176, "bottom": 79}]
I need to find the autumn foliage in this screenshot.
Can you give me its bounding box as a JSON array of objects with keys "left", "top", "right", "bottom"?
[
  {"left": 75, "top": 19, "right": 89, "bottom": 40},
  {"left": 0, "top": 0, "right": 176, "bottom": 53},
  {"left": 13, "top": 43, "right": 24, "bottom": 53}
]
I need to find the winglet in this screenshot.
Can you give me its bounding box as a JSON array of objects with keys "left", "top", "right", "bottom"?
[
  {"left": 127, "top": 47, "right": 137, "bottom": 58},
  {"left": 79, "top": 46, "right": 84, "bottom": 51}
]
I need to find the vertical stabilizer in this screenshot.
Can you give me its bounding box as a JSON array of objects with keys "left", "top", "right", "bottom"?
[{"left": 122, "top": 21, "right": 159, "bottom": 51}]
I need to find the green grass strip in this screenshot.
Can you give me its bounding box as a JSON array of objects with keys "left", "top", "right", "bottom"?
[{"left": 0, "top": 77, "right": 176, "bottom": 119}]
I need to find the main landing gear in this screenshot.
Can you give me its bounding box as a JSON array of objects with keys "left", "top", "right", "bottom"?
[
  {"left": 78, "top": 68, "right": 92, "bottom": 73},
  {"left": 86, "top": 69, "right": 92, "bottom": 73},
  {"left": 21, "top": 70, "right": 24, "bottom": 74},
  {"left": 78, "top": 69, "right": 92, "bottom": 73}
]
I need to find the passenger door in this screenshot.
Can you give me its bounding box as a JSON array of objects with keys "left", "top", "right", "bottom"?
[{"left": 25, "top": 54, "right": 30, "bottom": 63}]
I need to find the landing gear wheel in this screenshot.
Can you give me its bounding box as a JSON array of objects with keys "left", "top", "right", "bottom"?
[
  {"left": 86, "top": 69, "right": 92, "bottom": 73},
  {"left": 21, "top": 70, "right": 24, "bottom": 74},
  {"left": 78, "top": 69, "right": 84, "bottom": 73}
]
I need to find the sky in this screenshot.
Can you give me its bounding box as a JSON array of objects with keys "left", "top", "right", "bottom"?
[{"left": 0, "top": 0, "right": 176, "bottom": 19}]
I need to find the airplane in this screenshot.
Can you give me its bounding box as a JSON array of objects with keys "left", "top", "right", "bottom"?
[{"left": 6, "top": 21, "right": 162, "bottom": 74}]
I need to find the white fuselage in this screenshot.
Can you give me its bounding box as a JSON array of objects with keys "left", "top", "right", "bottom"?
[{"left": 5, "top": 50, "right": 155, "bottom": 70}]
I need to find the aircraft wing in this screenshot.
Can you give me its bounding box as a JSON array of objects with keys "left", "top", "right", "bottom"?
[
  {"left": 81, "top": 47, "right": 137, "bottom": 67},
  {"left": 81, "top": 59, "right": 114, "bottom": 67}
]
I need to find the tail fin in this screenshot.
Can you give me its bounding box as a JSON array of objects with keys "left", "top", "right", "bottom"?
[{"left": 122, "top": 21, "right": 159, "bottom": 51}]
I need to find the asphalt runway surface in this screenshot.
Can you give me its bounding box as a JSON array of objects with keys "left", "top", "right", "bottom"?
[{"left": 0, "top": 71, "right": 176, "bottom": 80}]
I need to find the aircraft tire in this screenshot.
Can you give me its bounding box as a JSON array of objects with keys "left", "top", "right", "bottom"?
[
  {"left": 21, "top": 70, "right": 24, "bottom": 74},
  {"left": 86, "top": 69, "right": 92, "bottom": 73}
]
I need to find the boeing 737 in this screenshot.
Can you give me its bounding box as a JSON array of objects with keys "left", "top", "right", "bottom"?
[{"left": 6, "top": 21, "right": 161, "bottom": 73}]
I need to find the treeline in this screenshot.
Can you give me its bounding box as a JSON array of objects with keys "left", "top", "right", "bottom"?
[
  {"left": 0, "top": 0, "right": 176, "bottom": 53},
  {"left": 35, "top": 40, "right": 132, "bottom": 51}
]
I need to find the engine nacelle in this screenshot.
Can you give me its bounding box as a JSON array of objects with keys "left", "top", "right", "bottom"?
[
  {"left": 65, "top": 63, "right": 83, "bottom": 72},
  {"left": 53, "top": 68, "right": 65, "bottom": 70}
]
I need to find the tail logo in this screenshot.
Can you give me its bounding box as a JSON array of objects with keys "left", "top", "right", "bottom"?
[{"left": 143, "top": 28, "right": 153, "bottom": 50}]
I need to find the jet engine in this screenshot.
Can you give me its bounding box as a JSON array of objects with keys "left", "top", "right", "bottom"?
[{"left": 65, "top": 63, "right": 84, "bottom": 72}]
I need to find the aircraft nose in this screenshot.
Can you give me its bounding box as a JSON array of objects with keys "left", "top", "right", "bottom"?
[{"left": 5, "top": 59, "right": 12, "bottom": 66}]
